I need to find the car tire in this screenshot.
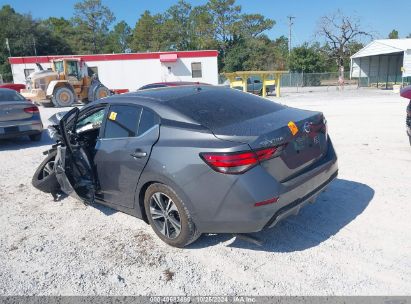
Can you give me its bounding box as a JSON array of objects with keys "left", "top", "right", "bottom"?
[
  {"left": 52, "top": 86, "right": 75, "bottom": 107},
  {"left": 42, "top": 101, "right": 55, "bottom": 108},
  {"left": 94, "top": 85, "right": 110, "bottom": 101},
  {"left": 259, "top": 88, "right": 270, "bottom": 96},
  {"left": 32, "top": 151, "right": 60, "bottom": 194},
  {"left": 144, "top": 183, "right": 201, "bottom": 248},
  {"left": 29, "top": 133, "right": 42, "bottom": 142}
]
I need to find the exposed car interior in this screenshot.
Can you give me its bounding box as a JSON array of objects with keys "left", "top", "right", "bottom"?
[
  {"left": 74, "top": 107, "right": 106, "bottom": 158},
  {"left": 59, "top": 103, "right": 160, "bottom": 203}
]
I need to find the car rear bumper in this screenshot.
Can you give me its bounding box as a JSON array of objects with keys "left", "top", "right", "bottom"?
[
  {"left": 264, "top": 170, "right": 337, "bottom": 229},
  {"left": 193, "top": 140, "right": 338, "bottom": 233},
  {"left": 0, "top": 121, "right": 43, "bottom": 139}
]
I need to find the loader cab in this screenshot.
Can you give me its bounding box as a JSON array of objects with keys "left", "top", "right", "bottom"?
[{"left": 51, "top": 59, "right": 82, "bottom": 81}]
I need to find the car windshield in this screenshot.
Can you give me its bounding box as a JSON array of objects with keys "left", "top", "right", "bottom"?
[
  {"left": 0, "top": 90, "right": 25, "bottom": 102},
  {"left": 54, "top": 61, "right": 64, "bottom": 73}
]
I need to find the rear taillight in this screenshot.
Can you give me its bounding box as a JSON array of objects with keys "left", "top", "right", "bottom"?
[
  {"left": 24, "top": 106, "right": 39, "bottom": 114},
  {"left": 200, "top": 146, "right": 283, "bottom": 174}
]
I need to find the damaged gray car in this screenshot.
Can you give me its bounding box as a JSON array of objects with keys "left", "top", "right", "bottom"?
[{"left": 32, "top": 85, "right": 338, "bottom": 247}]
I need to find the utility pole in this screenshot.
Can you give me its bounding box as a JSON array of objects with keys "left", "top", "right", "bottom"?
[
  {"left": 5, "top": 38, "right": 11, "bottom": 57},
  {"left": 287, "top": 16, "right": 295, "bottom": 88},
  {"left": 32, "top": 37, "right": 38, "bottom": 57},
  {"left": 287, "top": 16, "right": 295, "bottom": 55}
]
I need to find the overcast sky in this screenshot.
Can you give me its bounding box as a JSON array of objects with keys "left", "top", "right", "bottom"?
[{"left": 2, "top": 0, "right": 410, "bottom": 46}]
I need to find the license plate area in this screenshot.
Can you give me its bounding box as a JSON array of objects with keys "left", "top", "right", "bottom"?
[
  {"left": 281, "top": 134, "right": 325, "bottom": 170},
  {"left": 4, "top": 126, "right": 19, "bottom": 133},
  {"left": 293, "top": 134, "right": 322, "bottom": 152}
]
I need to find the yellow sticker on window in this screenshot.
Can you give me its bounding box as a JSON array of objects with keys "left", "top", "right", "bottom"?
[
  {"left": 288, "top": 121, "right": 299, "bottom": 136},
  {"left": 109, "top": 111, "right": 117, "bottom": 121}
]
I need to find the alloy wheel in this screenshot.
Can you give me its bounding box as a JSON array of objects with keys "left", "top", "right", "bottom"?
[
  {"left": 42, "top": 161, "right": 54, "bottom": 179},
  {"left": 149, "top": 192, "right": 181, "bottom": 239}
]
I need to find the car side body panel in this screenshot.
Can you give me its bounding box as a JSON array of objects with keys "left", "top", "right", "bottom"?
[
  {"left": 135, "top": 124, "right": 251, "bottom": 224},
  {"left": 94, "top": 124, "right": 160, "bottom": 208}
]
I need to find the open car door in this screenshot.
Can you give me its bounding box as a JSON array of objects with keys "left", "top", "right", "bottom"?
[{"left": 54, "top": 107, "right": 96, "bottom": 203}]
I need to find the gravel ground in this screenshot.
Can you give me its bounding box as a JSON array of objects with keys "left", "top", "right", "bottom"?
[{"left": 0, "top": 88, "right": 410, "bottom": 295}]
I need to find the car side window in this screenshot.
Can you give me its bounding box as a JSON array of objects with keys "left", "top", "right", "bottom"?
[
  {"left": 138, "top": 108, "right": 159, "bottom": 136},
  {"left": 76, "top": 107, "right": 106, "bottom": 133},
  {"left": 104, "top": 105, "right": 142, "bottom": 139}
]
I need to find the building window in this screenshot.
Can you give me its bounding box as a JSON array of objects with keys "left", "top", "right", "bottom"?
[
  {"left": 24, "top": 69, "right": 34, "bottom": 78},
  {"left": 191, "top": 62, "right": 202, "bottom": 78}
]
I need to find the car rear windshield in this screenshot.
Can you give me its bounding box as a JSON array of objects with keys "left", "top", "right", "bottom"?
[
  {"left": 166, "top": 88, "right": 285, "bottom": 129},
  {"left": 0, "top": 90, "right": 25, "bottom": 102}
]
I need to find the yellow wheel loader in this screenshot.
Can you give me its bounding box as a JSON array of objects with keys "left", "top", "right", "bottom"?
[{"left": 21, "top": 58, "right": 111, "bottom": 107}]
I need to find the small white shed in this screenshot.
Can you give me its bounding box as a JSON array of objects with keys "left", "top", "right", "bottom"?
[{"left": 350, "top": 39, "right": 411, "bottom": 87}]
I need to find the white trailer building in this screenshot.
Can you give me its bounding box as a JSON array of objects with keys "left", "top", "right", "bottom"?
[
  {"left": 350, "top": 39, "right": 411, "bottom": 87},
  {"left": 8, "top": 50, "right": 219, "bottom": 91}
]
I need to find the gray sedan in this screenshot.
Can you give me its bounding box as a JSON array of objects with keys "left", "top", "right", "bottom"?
[
  {"left": 32, "top": 85, "right": 338, "bottom": 247},
  {"left": 0, "top": 88, "right": 43, "bottom": 141}
]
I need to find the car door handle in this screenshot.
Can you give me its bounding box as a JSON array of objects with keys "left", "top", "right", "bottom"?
[{"left": 131, "top": 150, "right": 147, "bottom": 158}]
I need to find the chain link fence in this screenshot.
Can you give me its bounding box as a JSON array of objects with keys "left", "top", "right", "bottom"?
[
  {"left": 358, "top": 75, "right": 411, "bottom": 89},
  {"left": 280, "top": 72, "right": 356, "bottom": 87},
  {"left": 219, "top": 72, "right": 358, "bottom": 91}
]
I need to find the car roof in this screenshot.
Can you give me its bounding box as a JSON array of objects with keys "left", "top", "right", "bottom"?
[
  {"left": 90, "top": 85, "right": 222, "bottom": 124},
  {"left": 89, "top": 85, "right": 285, "bottom": 129},
  {"left": 144, "top": 81, "right": 208, "bottom": 86},
  {"left": 0, "top": 88, "right": 19, "bottom": 93},
  {"left": 125, "top": 85, "right": 209, "bottom": 101}
]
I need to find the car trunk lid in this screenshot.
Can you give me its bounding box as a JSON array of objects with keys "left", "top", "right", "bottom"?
[
  {"left": 0, "top": 101, "right": 34, "bottom": 122},
  {"left": 211, "top": 107, "right": 328, "bottom": 182}
]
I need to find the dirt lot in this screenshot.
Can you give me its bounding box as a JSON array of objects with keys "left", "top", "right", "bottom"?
[{"left": 0, "top": 88, "right": 410, "bottom": 295}]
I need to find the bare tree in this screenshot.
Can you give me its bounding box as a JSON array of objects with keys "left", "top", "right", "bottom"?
[{"left": 317, "top": 10, "right": 372, "bottom": 82}]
